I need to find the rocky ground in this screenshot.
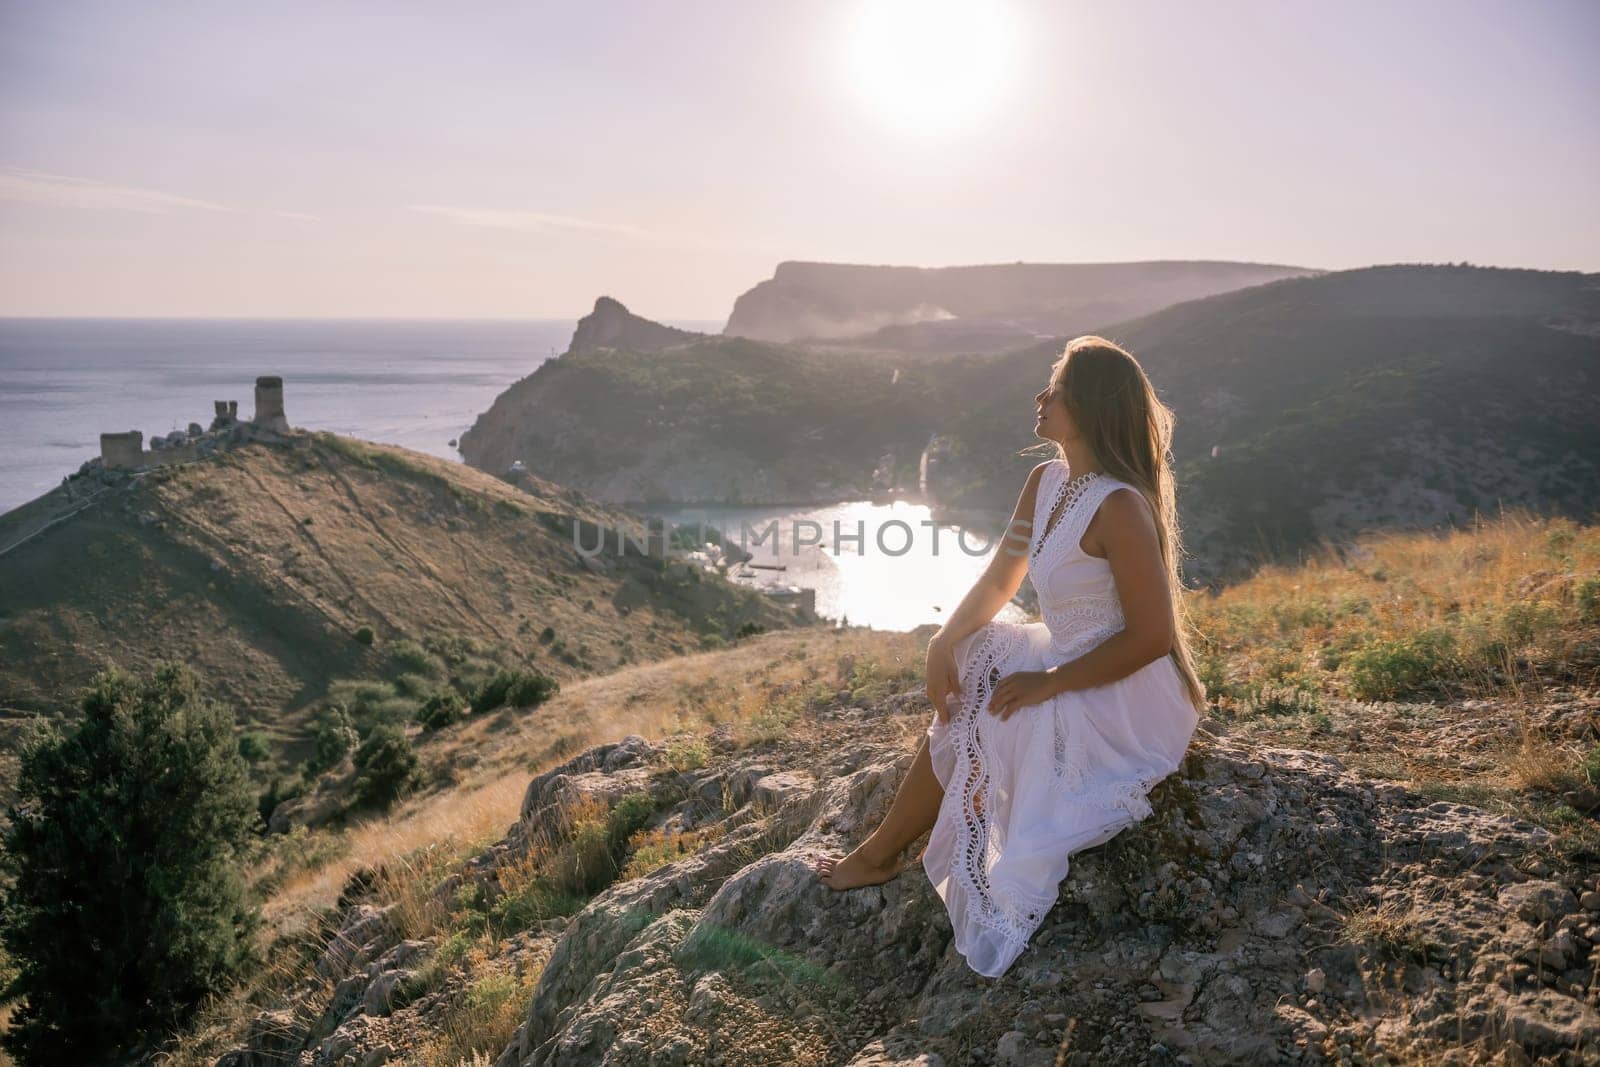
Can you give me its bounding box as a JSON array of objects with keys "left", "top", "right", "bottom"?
[{"left": 215, "top": 683, "right": 1600, "bottom": 1067}]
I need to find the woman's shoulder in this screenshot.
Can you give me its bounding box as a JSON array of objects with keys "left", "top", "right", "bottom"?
[
  {"left": 1029, "top": 456, "right": 1066, "bottom": 488},
  {"left": 1091, "top": 478, "right": 1159, "bottom": 531},
  {"left": 1018, "top": 457, "right": 1062, "bottom": 505}
]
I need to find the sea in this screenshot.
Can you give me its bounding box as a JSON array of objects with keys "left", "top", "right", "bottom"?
[{"left": 0, "top": 318, "right": 1023, "bottom": 631}]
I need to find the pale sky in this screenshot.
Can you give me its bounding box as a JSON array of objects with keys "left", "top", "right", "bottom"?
[{"left": 1, "top": 0, "right": 1596, "bottom": 321}]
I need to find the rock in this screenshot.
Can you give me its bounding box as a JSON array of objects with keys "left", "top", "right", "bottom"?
[
  {"left": 1499, "top": 881, "right": 1578, "bottom": 924},
  {"left": 362, "top": 969, "right": 414, "bottom": 1016},
  {"left": 234, "top": 714, "right": 1600, "bottom": 1067},
  {"left": 231, "top": 1008, "right": 306, "bottom": 1067}
]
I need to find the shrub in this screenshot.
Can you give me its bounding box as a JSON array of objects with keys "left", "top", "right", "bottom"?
[
  {"left": 736, "top": 621, "right": 766, "bottom": 639},
  {"left": 0, "top": 663, "right": 261, "bottom": 1064},
  {"left": 661, "top": 734, "right": 711, "bottom": 772},
  {"left": 471, "top": 668, "right": 559, "bottom": 714},
  {"left": 1239, "top": 682, "right": 1322, "bottom": 717},
  {"left": 309, "top": 706, "right": 359, "bottom": 774},
  {"left": 237, "top": 730, "right": 271, "bottom": 764},
  {"left": 350, "top": 725, "right": 420, "bottom": 811},
  {"left": 1345, "top": 629, "right": 1457, "bottom": 701},
  {"left": 416, "top": 690, "right": 467, "bottom": 733},
  {"left": 390, "top": 639, "right": 443, "bottom": 677},
  {"left": 1577, "top": 577, "right": 1600, "bottom": 625},
  {"left": 353, "top": 625, "right": 375, "bottom": 645},
  {"left": 393, "top": 671, "right": 439, "bottom": 699}
]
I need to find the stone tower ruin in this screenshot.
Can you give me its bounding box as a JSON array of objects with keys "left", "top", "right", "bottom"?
[
  {"left": 252, "top": 375, "right": 290, "bottom": 434},
  {"left": 100, "top": 431, "right": 145, "bottom": 469}
]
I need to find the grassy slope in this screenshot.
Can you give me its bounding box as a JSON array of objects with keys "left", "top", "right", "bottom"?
[
  {"left": 0, "top": 432, "right": 810, "bottom": 799},
  {"left": 150, "top": 511, "right": 1599, "bottom": 1065},
  {"left": 933, "top": 265, "right": 1600, "bottom": 580}
]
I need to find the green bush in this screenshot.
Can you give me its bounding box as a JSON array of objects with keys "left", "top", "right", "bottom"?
[
  {"left": 350, "top": 725, "right": 420, "bottom": 812},
  {"left": 308, "top": 706, "right": 359, "bottom": 775},
  {"left": 1574, "top": 577, "right": 1600, "bottom": 625},
  {"left": 416, "top": 690, "right": 467, "bottom": 733},
  {"left": 471, "top": 668, "right": 559, "bottom": 714},
  {"left": 389, "top": 639, "right": 443, "bottom": 677},
  {"left": 0, "top": 663, "right": 261, "bottom": 1063},
  {"left": 1346, "top": 629, "right": 1457, "bottom": 701},
  {"left": 237, "top": 730, "right": 271, "bottom": 764},
  {"left": 393, "top": 671, "right": 439, "bottom": 699},
  {"left": 353, "top": 625, "right": 375, "bottom": 646},
  {"left": 1239, "top": 682, "right": 1322, "bottom": 717}
]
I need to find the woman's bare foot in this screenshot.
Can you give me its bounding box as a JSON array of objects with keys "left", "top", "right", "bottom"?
[{"left": 813, "top": 845, "right": 903, "bottom": 890}]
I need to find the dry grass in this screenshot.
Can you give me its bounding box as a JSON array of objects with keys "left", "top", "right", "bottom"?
[
  {"left": 1188, "top": 509, "right": 1600, "bottom": 708},
  {"left": 261, "top": 770, "right": 527, "bottom": 942},
  {"left": 140, "top": 627, "right": 927, "bottom": 1065},
  {"left": 404, "top": 967, "right": 540, "bottom": 1067},
  {"left": 1505, "top": 731, "right": 1588, "bottom": 796}
]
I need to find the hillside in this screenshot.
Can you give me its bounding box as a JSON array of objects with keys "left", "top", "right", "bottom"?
[
  {"left": 0, "top": 431, "right": 814, "bottom": 802},
  {"left": 155, "top": 512, "right": 1599, "bottom": 1066},
  {"left": 457, "top": 264, "right": 1600, "bottom": 582},
  {"left": 723, "top": 259, "right": 1318, "bottom": 345},
  {"left": 458, "top": 334, "right": 979, "bottom": 504},
  {"left": 568, "top": 295, "right": 706, "bottom": 355},
  {"left": 928, "top": 264, "right": 1600, "bottom": 582}
]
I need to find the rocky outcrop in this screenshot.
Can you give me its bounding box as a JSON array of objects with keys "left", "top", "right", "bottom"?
[
  {"left": 568, "top": 296, "right": 704, "bottom": 355},
  {"left": 486, "top": 716, "right": 1598, "bottom": 1066},
  {"left": 217, "top": 696, "right": 1600, "bottom": 1066},
  {"left": 723, "top": 260, "right": 1318, "bottom": 344}
]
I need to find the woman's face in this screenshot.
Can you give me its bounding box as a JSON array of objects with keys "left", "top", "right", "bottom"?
[{"left": 1034, "top": 373, "right": 1075, "bottom": 444}]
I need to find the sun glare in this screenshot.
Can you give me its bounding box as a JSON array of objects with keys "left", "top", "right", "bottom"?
[{"left": 846, "top": 0, "right": 1018, "bottom": 137}]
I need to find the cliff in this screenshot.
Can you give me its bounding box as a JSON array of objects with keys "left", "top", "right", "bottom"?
[
  {"left": 723, "top": 260, "right": 1319, "bottom": 345},
  {"left": 457, "top": 333, "right": 952, "bottom": 506},
  {"left": 569, "top": 296, "right": 705, "bottom": 355}
]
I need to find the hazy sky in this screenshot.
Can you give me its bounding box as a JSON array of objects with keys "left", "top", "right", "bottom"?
[{"left": 1, "top": 0, "right": 1596, "bottom": 321}]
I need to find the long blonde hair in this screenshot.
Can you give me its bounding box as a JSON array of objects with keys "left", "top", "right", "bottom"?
[{"left": 1040, "top": 335, "right": 1208, "bottom": 714}]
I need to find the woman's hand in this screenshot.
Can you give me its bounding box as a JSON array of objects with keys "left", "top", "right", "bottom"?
[
  {"left": 988, "top": 670, "right": 1059, "bottom": 721},
  {"left": 926, "top": 633, "right": 963, "bottom": 724}
]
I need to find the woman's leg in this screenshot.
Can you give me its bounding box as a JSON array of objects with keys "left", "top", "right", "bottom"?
[{"left": 814, "top": 732, "right": 944, "bottom": 890}]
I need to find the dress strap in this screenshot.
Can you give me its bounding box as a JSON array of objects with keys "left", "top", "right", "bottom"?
[
  {"left": 1059, "top": 477, "right": 1138, "bottom": 558},
  {"left": 1031, "top": 459, "right": 1066, "bottom": 540}
]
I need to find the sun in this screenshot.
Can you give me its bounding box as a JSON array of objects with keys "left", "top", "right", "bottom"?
[{"left": 846, "top": 0, "right": 1018, "bottom": 137}]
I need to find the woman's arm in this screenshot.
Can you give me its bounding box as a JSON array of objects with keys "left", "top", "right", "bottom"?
[
  {"left": 932, "top": 460, "right": 1051, "bottom": 651},
  {"left": 985, "top": 484, "right": 1175, "bottom": 719}
]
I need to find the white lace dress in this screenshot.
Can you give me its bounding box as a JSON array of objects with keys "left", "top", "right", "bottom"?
[{"left": 923, "top": 459, "right": 1202, "bottom": 978}]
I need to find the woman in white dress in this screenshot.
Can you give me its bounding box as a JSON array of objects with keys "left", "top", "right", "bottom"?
[{"left": 813, "top": 335, "right": 1208, "bottom": 978}]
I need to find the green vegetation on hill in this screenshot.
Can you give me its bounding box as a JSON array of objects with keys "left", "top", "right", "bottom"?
[
  {"left": 459, "top": 335, "right": 982, "bottom": 502},
  {"left": 460, "top": 264, "right": 1599, "bottom": 582},
  {"left": 925, "top": 264, "right": 1600, "bottom": 580},
  {"left": 0, "top": 662, "right": 261, "bottom": 1064},
  {"left": 0, "top": 432, "right": 814, "bottom": 813}
]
